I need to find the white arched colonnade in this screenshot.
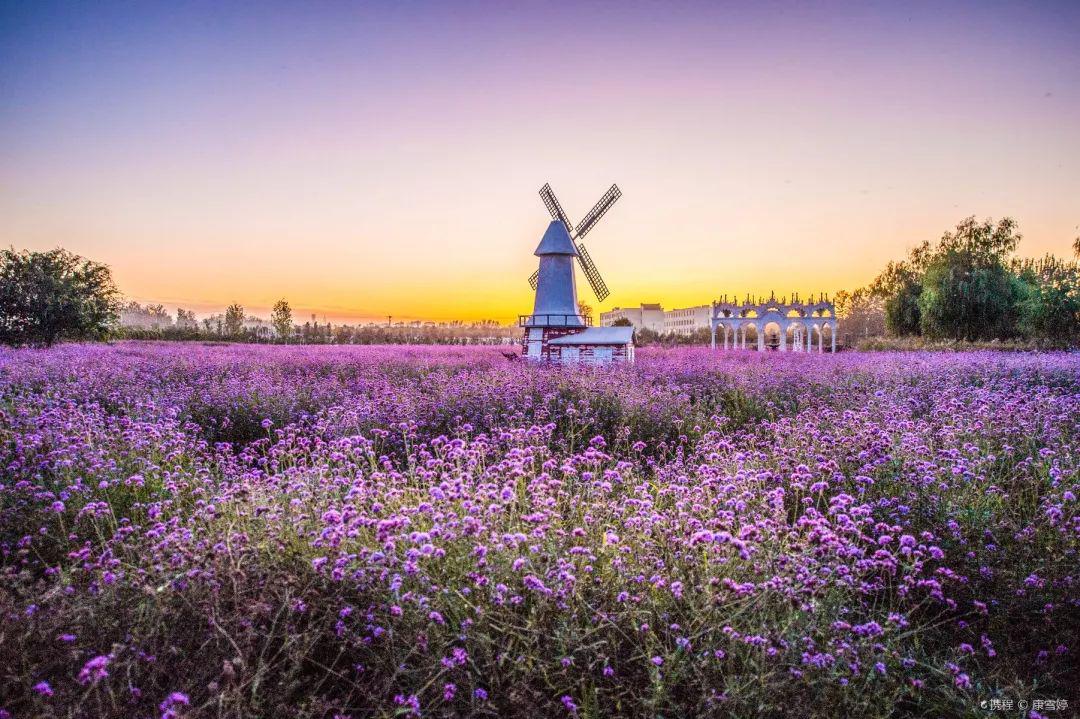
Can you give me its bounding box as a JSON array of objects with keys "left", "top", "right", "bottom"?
[{"left": 709, "top": 294, "right": 837, "bottom": 353}]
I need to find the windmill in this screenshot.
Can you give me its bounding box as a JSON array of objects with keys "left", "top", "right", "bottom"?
[
  {"left": 520, "top": 183, "right": 635, "bottom": 364},
  {"left": 528, "top": 183, "right": 622, "bottom": 302}
]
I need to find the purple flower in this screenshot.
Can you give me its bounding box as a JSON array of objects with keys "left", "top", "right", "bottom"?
[
  {"left": 33, "top": 681, "right": 53, "bottom": 696},
  {"left": 78, "top": 655, "right": 110, "bottom": 685},
  {"left": 160, "top": 692, "right": 190, "bottom": 719},
  {"left": 6, "top": 340, "right": 1080, "bottom": 716},
  {"left": 394, "top": 694, "right": 420, "bottom": 717}
]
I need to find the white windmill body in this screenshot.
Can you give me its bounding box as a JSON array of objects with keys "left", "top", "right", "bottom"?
[
  {"left": 520, "top": 183, "right": 635, "bottom": 364},
  {"left": 530, "top": 220, "right": 585, "bottom": 327}
]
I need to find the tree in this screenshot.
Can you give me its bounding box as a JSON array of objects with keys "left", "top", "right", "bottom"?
[
  {"left": 867, "top": 217, "right": 1028, "bottom": 341},
  {"left": 0, "top": 247, "right": 120, "bottom": 347},
  {"left": 334, "top": 324, "right": 354, "bottom": 344},
  {"left": 917, "top": 218, "right": 1023, "bottom": 340},
  {"left": 1073, "top": 235, "right": 1080, "bottom": 258},
  {"left": 919, "top": 257, "right": 1022, "bottom": 340},
  {"left": 635, "top": 327, "right": 660, "bottom": 346},
  {"left": 836, "top": 288, "right": 885, "bottom": 341},
  {"left": 611, "top": 317, "right": 633, "bottom": 327},
  {"left": 176, "top": 308, "right": 197, "bottom": 328},
  {"left": 578, "top": 301, "right": 593, "bottom": 320},
  {"left": 871, "top": 260, "right": 922, "bottom": 335},
  {"left": 833, "top": 289, "right": 852, "bottom": 319},
  {"left": 1015, "top": 256, "right": 1080, "bottom": 346},
  {"left": 224, "top": 303, "right": 245, "bottom": 336},
  {"left": 271, "top": 299, "right": 293, "bottom": 342}
]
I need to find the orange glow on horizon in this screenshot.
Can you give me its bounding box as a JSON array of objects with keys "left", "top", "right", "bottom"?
[{"left": 2, "top": 2, "right": 1078, "bottom": 324}]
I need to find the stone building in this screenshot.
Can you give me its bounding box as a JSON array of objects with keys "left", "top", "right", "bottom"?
[{"left": 710, "top": 293, "right": 837, "bottom": 352}]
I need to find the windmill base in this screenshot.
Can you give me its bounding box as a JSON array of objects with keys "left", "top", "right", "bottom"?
[{"left": 521, "top": 326, "right": 635, "bottom": 365}]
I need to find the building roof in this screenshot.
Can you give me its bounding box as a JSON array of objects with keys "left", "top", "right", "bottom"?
[
  {"left": 548, "top": 326, "right": 635, "bottom": 345},
  {"left": 534, "top": 220, "right": 579, "bottom": 256}
]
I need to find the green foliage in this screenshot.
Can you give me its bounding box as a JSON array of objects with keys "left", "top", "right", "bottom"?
[
  {"left": 884, "top": 278, "right": 922, "bottom": 335},
  {"left": 868, "top": 217, "right": 1080, "bottom": 346},
  {"left": 611, "top": 317, "right": 633, "bottom": 327},
  {"left": 271, "top": 298, "right": 293, "bottom": 342},
  {"left": 915, "top": 218, "right": 1023, "bottom": 341},
  {"left": 854, "top": 335, "right": 1044, "bottom": 352},
  {"left": 918, "top": 254, "right": 1023, "bottom": 340},
  {"left": 224, "top": 303, "right": 245, "bottom": 335},
  {"left": 634, "top": 327, "right": 660, "bottom": 345},
  {"left": 0, "top": 247, "right": 119, "bottom": 347},
  {"left": 871, "top": 261, "right": 922, "bottom": 335},
  {"left": 1014, "top": 256, "right": 1080, "bottom": 346}
]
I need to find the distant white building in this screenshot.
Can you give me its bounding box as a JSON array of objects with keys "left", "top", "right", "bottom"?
[
  {"left": 600, "top": 303, "right": 665, "bottom": 332},
  {"left": 664, "top": 305, "right": 711, "bottom": 335}
]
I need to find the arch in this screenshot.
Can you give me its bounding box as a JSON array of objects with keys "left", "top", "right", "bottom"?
[
  {"left": 761, "top": 321, "right": 783, "bottom": 351},
  {"left": 789, "top": 321, "right": 811, "bottom": 351},
  {"left": 823, "top": 321, "right": 837, "bottom": 352},
  {"left": 710, "top": 296, "right": 836, "bottom": 353},
  {"left": 739, "top": 321, "right": 757, "bottom": 349}
]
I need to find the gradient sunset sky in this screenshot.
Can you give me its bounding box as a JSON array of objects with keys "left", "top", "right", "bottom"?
[{"left": 2, "top": 1, "right": 1078, "bottom": 323}]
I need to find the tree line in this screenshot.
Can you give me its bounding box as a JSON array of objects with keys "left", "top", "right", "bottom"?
[
  {"left": 117, "top": 299, "right": 515, "bottom": 345},
  {"left": 3, "top": 221, "right": 1078, "bottom": 349},
  {"left": 0, "top": 248, "right": 516, "bottom": 347},
  {"left": 859, "top": 217, "right": 1080, "bottom": 347}
]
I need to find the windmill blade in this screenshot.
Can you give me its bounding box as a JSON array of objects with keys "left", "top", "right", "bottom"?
[
  {"left": 539, "top": 183, "right": 573, "bottom": 231},
  {"left": 574, "top": 184, "right": 622, "bottom": 239},
  {"left": 575, "top": 243, "right": 610, "bottom": 302},
  {"left": 528, "top": 269, "right": 539, "bottom": 290}
]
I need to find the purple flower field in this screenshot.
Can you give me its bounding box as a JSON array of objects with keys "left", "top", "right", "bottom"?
[{"left": 1, "top": 343, "right": 1077, "bottom": 718}]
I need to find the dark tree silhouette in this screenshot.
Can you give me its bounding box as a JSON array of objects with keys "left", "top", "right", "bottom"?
[{"left": 0, "top": 247, "right": 119, "bottom": 347}]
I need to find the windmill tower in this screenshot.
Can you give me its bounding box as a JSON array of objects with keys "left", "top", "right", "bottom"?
[{"left": 520, "top": 183, "right": 635, "bottom": 364}]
